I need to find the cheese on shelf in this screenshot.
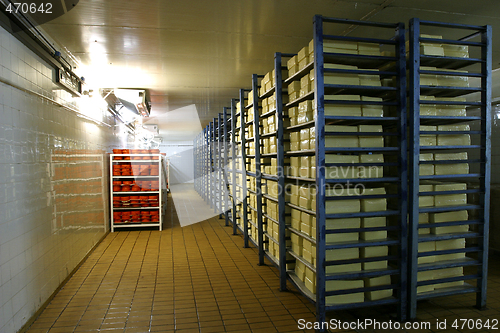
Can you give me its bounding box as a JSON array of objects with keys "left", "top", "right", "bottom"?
[
  {"left": 325, "top": 280, "right": 364, "bottom": 304},
  {"left": 364, "top": 275, "right": 393, "bottom": 301},
  {"left": 324, "top": 95, "right": 362, "bottom": 117},
  {"left": 434, "top": 152, "right": 469, "bottom": 175},
  {"left": 430, "top": 210, "right": 469, "bottom": 235},
  {"left": 325, "top": 218, "right": 360, "bottom": 243},
  {"left": 325, "top": 125, "right": 358, "bottom": 148},
  {"left": 434, "top": 183, "right": 467, "bottom": 207},
  {"left": 437, "top": 124, "right": 471, "bottom": 146},
  {"left": 358, "top": 125, "right": 383, "bottom": 148},
  {"left": 360, "top": 245, "right": 388, "bottom": 270},
  {"left": 325, "top": 154, "right": 359, "bottom": 179}
]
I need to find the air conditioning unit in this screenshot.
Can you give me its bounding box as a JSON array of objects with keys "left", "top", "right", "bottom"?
[{"left": 114, "top": 88, "right": 151, "bottom": 117}]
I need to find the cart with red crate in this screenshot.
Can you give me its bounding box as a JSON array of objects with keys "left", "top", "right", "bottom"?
[{"left": 110, "top": 149, "right": 163, "bottom": 231}]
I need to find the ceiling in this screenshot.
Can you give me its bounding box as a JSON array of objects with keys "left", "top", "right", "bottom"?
[{"left": 39, "top": 0, "right": 500, "bottom": 142}]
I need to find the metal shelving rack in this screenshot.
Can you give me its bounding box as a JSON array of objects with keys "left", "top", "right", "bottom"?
[
  {"left": 227, "top": 98, "right": 240, "bottom": 235},
  {"left": 281, "top": 16, "right": 408, "bottom": 324},
  {"left": 110, "top": 154, "right": 163, "bottom": 231},
  {"left": 222, "top": 108, "right": 231, "bottom": 227},
  {"left": 407, "top": 18, "right": 491, "bottom": 319},
  {"left": 257, "top": 53, "right": 295, "bottom": 288},
  {"left": 245, "top": 78, "right": 264, "bottom": 255}
]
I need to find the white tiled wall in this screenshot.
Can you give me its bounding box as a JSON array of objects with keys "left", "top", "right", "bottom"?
[{"left": 0, "top": 27, "right": 118, "bottom": 333}]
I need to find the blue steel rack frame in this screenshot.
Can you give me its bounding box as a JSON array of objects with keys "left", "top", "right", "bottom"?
[
  {"left": 257, "top": 52, "right": 296, "bottom": 289},
  {"left": 408, "top": 18, "right": 491, "bottom": 319},
  {"left": 240, "top": 89, "right": 251, "bottom": 248},
  {"left": 228, "top": 98, "right": 240, "bottom": 235},
  {"left": 245, "top": 76, "right": 264, "bottom": 258},
  {"left": 222, "top": 108, "right": 231, "bottom": 227},
  {"left": 294, "top": 16, "right": 408, "bottom": 324}
]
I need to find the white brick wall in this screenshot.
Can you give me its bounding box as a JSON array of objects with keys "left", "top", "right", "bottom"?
[{"left": 0, "top": 26, "right": 118, "bottom": 333}]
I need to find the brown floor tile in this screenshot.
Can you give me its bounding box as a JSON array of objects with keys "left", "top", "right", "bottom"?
[{"left": 23, "top": 198, "right": 500, "bottom": 333}]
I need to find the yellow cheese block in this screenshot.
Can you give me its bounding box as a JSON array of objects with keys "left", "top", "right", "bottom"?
[
  {"left": 437, "top": 124, "right": 471, "bottom": 146},
  {"left": 420, "top": 96, "right": 437, "bottom": 116},
  {"left": 297, "top": 112, "right": 313, "bottom": 124},
  {"left": 305, "top": 276, "right": 316, "bottom": 294},
  {"left": 360, "top": 245, "right": 388, "bottom": 270},
  {"left": 289, "top": 91, "right": 299, "bottom": 102},
  {"left": 436, "top": 105, "right": 466, "bottom": 117},
  {"left": 433, "top": 267, "right": 464, "bottom": 289},
  {"left": 360, "top": 188, "right": 387, "bottom": 212},
  {"left": 419, "top": 66, "right": 439, "bottom": 86},
  {"left": 324, "top": 40, "right": 358, "bottom": 50},
  {"left": 324, "top": 64, "right": 360, "bottom": 85},
  {"left": 361, "top": 96, "right": 384, "bottom": 117},
  {"left": 419, "top": 153, "right": 434, "bottom": 176},
  {"left": 434, "top": 153, "right": 469, "bottom": 175},
  {"left": 326, "top": 247, "right": 358, "bottom": 262},
  {"left": 300, "top": 222, "right": 311, "bottom": 236},
  {"left": 299, "top": 185, "right": 315, "bottom": 200},
  {"left": 288, "top": 106, "right": 298, "bottom": 117},
  {"left": 365, "top": 275, "right": 393, "bottom": 300},
  {"left": 325, "top": 125, "right": 358, "bottom": 147},
  {"left": 291, "top": 218, "right": 301, "bottom": 232},
  {"left": 419, "top": 213, "right": 431, "bottom": 235},
  {"left": 309, "top": 138, "right": 315, "bottom": 150},
  {"left": 420, "top": 125, "right": 437, "bottom": 146},
  {"left": 361, "top": 216, "right": 387, "bottom": 241},
  {"left": 417, "top": 271, "right": 435, "bottom": 293},
  {"left": 287, "top": 56, "right": 298, "bottom": 69},
  {"left": 420, "top": 44, "right": 445, "bottom": 56},
  {"left": 309, "top": 126, "right": 316, "bottom": 139},
  {"left": 430, "top": 210, "right": 469, "bottom": 235},
  {"left": 325, "top": 188, "right": 360, "bottom": 214},
  {"left": 434, "top": 183, "right": 467, "bottom": 206},
  {"left": 295, "top": 265, "right": 306, "bottom": 282},
  {"left": 298, "top": 57, "right": 309, "bottom": 71},
  {"left": 419, "top": 185, "right": 434, "bottom": 207},
  {"left": 298, "top": 139, "right": 309, "bottom": 150},
  {"left": 300, "top": 128, "right": 310, "bottom": 141},
  {"left": 325, "top": 154, "right": 359, "bottom": 179},
  {"left": 418, "top": 241, "right": 436, "bottom": 264},
  {"left": 298, "top": 46, "right": 309, "bottom": 61},
  {"left": 326, "top": 200, "right": 360, "bottom": 214},
  {"left": 443, "top": 43, "right": 469, "bottom": 58},
  {"left": 325, "top": 280, "right": 364, "bottom": 304},
  {"left": 358, "top": 42, "right": 381, "bottom": 54},
  {"left": 324, "top": 95, "right": 362, "bottom": 117},
  {"left": 359, "top": 154, "right": 384, "bottom": 178},
  {"left": 360, "top": 245, "right": 388, "bottom": 258},
  {"left": 300, "top": 74, "right": 309, "bottom": 88},
  {"left": 359, "top": 73, "right": 382, "bottom": 86},
  {"left": 325, "top": 217, "right": 360, "bottom": 242},
  {"left": 435, "top": 238, "right": 466, "bottom": 261},
  {"left": 299, "top": 197, "right": 311, "bottom": 210},
  {"left": 437, "top": 69, "right": 469, "bottom": 87},
  {"left": 358, "top": 125, "right": 384, "bottom": 147}
]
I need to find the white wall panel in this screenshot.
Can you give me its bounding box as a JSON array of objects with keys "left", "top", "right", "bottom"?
[{"left": 0, "top": 26, "right": 118, "bottom": 333}]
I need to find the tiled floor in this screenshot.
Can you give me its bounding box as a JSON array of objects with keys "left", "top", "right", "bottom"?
[{"left": 25, "top": 192, "right": 500, "bottom": 333}]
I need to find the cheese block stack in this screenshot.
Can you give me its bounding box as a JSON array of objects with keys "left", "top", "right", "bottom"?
[
  {"left": 288, "top": 126, "right": 315, "bottom": 152},
  {"left": 284, "top": 38, "right": 398, "bottom": 303},
  {"left": 264, "top": 199, "right": 294, "bottom": 267},
  {"left": 261, "top": 135, "right": 278, "bottom": 154},
  {"left": 417, "top": 182, "right": 469, "bottom": 293},
  {"left": 290, "top": 185, "right": 394, "bottom": 302},
  {"left": 263, "top": 158, "right": 282, "bottom": 176},
  {"left": 259, "top": 70, "right": 275, "bottom": 96},
  {"left": 413, "top": 34, "right": 471, "bottom": 293}
]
